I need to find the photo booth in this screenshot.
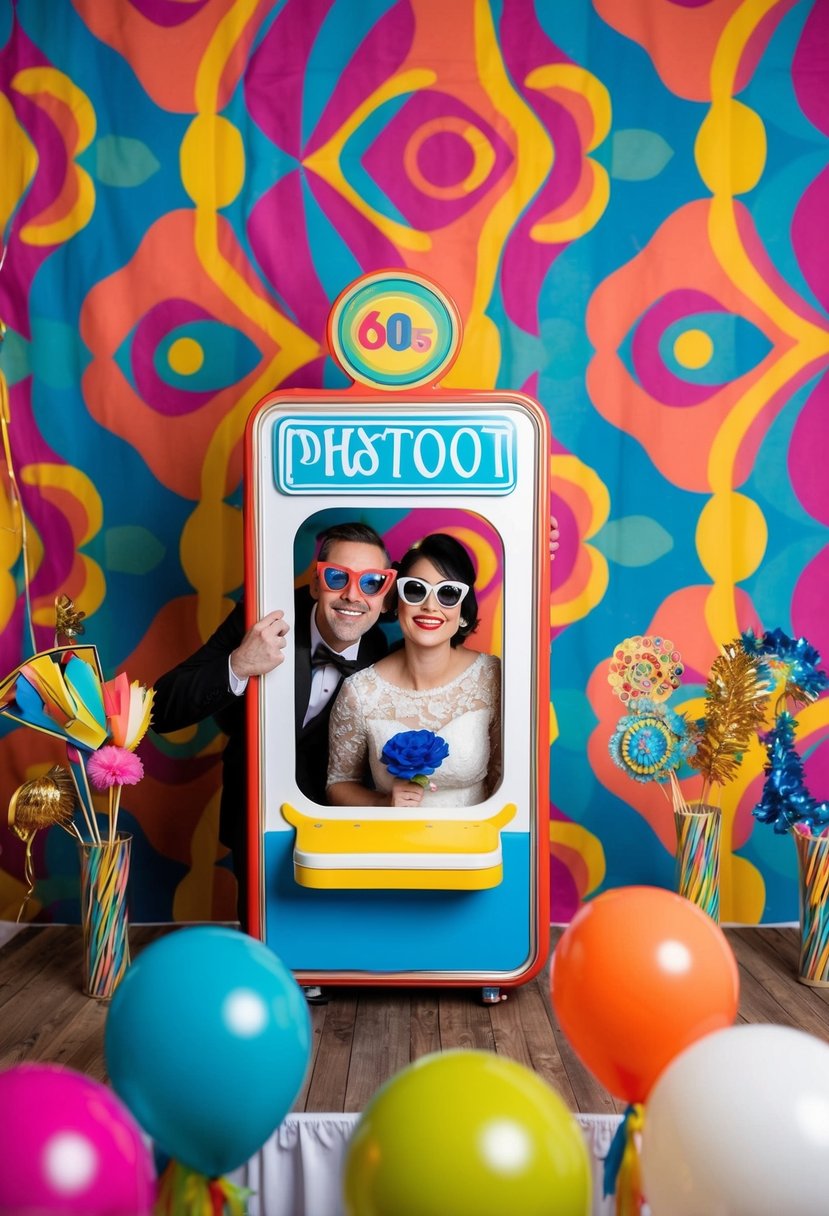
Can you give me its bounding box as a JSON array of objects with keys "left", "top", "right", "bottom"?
[{"left": 244, "top": 272, "right": 550, "bottom": 998}]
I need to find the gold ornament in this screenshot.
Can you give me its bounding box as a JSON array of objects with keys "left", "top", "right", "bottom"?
[
  {"left": 9, "top": 765, "right": 76, "bottom": 836},
  {"left": 55, "top": 593, "right": 86, "bottom": 641},
  {"left": 8, "top": 766, "right": 79, "bottom": 921}
]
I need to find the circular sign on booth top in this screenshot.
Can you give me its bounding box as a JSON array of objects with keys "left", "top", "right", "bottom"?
[{"left": 327, "top": 271, "right": 462, "bottom": 390}]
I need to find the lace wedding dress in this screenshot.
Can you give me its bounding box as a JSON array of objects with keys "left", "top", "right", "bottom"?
[{"left": 327, "top": 652, "right": 502, "bottom": 807}]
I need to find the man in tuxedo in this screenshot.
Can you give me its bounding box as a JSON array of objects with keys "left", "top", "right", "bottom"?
[{"left": 151, "top": 522, "right": 394, "bottom": 927}]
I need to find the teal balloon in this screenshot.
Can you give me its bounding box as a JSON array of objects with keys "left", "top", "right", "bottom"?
[{"left": 104, "top": 927, "right": 311, "bottom": 1177}]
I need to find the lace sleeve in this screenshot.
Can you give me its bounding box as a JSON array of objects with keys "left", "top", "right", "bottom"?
[
  {"left": 327, "top": 676, "right": 369, "bottom": 787},
  {"left": 485, "top": 656, "right": 503, "bottom": 796}
]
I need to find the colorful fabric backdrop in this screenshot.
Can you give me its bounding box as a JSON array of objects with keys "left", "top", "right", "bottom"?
[{"left": 0, "top": 0, "right": 827, "bottom": 925}]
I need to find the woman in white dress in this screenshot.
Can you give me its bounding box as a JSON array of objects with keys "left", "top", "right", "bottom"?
[{"left": 326, "top": 533, "right": 501, "bottom": 809}]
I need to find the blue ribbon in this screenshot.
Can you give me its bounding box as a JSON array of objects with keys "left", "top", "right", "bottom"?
[{"left": 603, "top": 1104, "right": 636, "bottom": 1199}]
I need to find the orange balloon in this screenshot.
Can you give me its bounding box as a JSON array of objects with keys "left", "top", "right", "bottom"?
[{"left": 550, "top": 886, "right": 739, "bottom": 1103}]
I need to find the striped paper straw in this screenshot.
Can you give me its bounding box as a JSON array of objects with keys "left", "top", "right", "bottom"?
[{"left": 674, "top": 805, "right": 721, "bottom": 923}]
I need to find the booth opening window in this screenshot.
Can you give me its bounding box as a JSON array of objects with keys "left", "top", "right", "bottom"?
[{"left": 293, "top": 508, "right": 504, "bottom": 808}]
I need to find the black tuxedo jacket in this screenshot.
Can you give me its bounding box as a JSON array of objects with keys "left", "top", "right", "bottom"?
[{"left": 151, "top": 590, "right": 387, "bottom": 898}]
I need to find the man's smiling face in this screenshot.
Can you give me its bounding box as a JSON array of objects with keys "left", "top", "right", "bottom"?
[{"left": 310, "top": 539, "right": 392, "bottom": 652}]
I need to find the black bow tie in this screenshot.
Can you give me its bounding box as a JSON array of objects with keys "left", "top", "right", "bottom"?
[{"left": 311, "top": 644, "right": 358, "bottom": 679}]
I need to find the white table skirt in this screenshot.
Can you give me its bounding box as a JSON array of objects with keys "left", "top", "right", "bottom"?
[{"left": 229, "top": 1112, "right": 623, "bottom": 1216}]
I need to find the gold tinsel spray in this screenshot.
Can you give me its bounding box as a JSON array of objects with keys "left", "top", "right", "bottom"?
[{"left": 687, "top": 640, "right": 770, "bottom": 807}]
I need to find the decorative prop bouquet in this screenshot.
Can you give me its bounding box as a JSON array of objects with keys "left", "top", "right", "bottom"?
[
  {"left": 0, "top": 596, "right": 153, "bottom": 996},
  {"left": 0, "top": 638, "right": 153, "bottom": 854},
  {"left": 381, "top": 729, "right": 449, "bottom": 790},
  {"left": 607, "top": 633, "right": 771, "bottom": 812},
  {"left": 606, "top": 632, "right": 770, "bottom": 923},
  {"left": 606, "top": 627, "right": 829, "bottom": 943}
]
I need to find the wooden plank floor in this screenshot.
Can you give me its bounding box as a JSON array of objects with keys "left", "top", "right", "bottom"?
[{"left": 1, "top": 924, "right": 827, "bottom": 1115}]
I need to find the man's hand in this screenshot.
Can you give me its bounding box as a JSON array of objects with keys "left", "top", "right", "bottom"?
[{"left": 229, "top": 610, "right": 290, "bottom": 679}]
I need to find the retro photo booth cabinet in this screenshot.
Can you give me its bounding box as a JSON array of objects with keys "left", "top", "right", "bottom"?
[{"left": 244, "top": 273, "right": 550, "bottom": 998}]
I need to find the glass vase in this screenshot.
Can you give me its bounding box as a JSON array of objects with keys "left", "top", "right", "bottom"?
[
  {"left": 78, "top": 832, "right": 132, "bottom": 999},
  {"left": 793, "top": 828, "right": 829, "bottom": 987},
  {"left": 674, "top": 803, "right": 721, "bottom": 922}
]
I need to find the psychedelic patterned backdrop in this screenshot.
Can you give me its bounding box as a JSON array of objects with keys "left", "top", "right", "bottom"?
[{"left": 0, "top": 0, "right": 827, "bottom": 925}]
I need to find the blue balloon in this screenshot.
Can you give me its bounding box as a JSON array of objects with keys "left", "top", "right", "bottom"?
[{"left": 104, "top": 927, "right": 311, "bottom": 1177}]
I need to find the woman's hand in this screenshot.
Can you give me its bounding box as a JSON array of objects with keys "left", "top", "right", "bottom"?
[
  {"left": 550, "top": 515, "right": 560, "bottom": 561},
  {"left": 389, "top": 778, "right": 425, "bottom": 808}
]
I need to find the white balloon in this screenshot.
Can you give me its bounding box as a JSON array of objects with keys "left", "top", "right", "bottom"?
[{"left": 641, "top": 1024, "right": 829, "bottom": 1216}]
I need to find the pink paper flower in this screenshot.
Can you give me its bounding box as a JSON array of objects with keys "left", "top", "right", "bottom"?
[{"left": 87, "top": 745, "right": 144, "bottom": 790}]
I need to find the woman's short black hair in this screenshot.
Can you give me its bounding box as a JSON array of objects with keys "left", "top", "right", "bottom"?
[{"left": 396, "top": 532, "right": 479, "bottom": 647}]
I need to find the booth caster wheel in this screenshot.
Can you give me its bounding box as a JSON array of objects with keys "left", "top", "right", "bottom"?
[
  {"left": 303, "top": 985, "right": 328, "bottom": 1005},
  {"left": 481, "top": 986, "right": 507, "bottom": 1004}
]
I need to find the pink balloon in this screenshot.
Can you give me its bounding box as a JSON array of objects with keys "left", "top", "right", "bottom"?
[{"left": 0, "top": 1063, "right": 156, "bottom": 1216}]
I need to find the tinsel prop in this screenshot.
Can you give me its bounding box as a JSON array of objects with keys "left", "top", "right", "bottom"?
[
  {"left": 749, "top": 630, "right": 829, "bottom": 836},
  {"left": 690, "top": 640, "right": 769, "bottom": 804},
  {"left": 742, "top": 628, "right": 829, "bottom": 711},
  {"left": 753, "top": 712, "right": 829, "bottom": 836}
]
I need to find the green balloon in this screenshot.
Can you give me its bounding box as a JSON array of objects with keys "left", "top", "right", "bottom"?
[{"left": 343, "top": 1050, "right": 591, "bottom": 1216}]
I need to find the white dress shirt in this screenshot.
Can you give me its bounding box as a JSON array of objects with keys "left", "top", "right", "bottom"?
[{"left": 302, "top": 611, "right": 360, "bottom": 728}]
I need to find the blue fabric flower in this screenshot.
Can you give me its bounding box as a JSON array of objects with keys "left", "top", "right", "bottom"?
[{"left": 381, "top": 730, "right": 449, "bottom": 785}]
